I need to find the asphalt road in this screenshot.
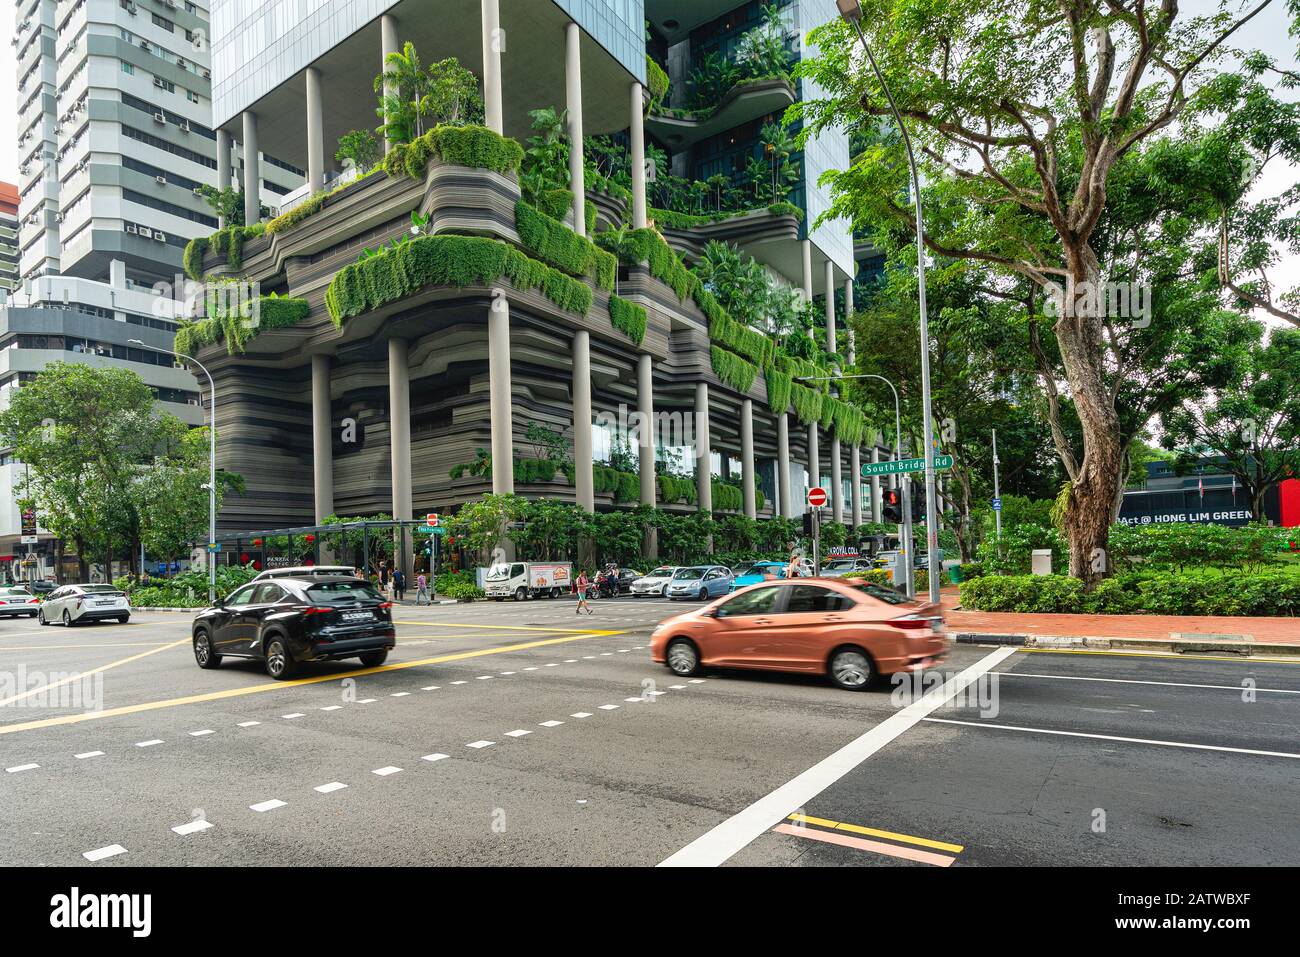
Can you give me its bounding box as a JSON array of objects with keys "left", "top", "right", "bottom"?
[{"left": 1, "top": 594, "right": 1296, "bottom": 867}]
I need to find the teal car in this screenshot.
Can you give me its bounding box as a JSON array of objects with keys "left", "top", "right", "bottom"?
[{"left": 729, "top": 561, "right": 789, "bottom": 591}]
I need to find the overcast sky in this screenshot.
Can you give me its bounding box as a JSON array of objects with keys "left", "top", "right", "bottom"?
[{"left": 0, "top": 1, "right": 1295, "bottom": 292}]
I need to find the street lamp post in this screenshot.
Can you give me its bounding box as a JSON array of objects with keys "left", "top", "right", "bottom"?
[
  {"left": 130, "top": 339, "right": 217, "bottom": 604},
  {"left": 837, "top": 0, "right": 941, "bottom": 604},
  {"left": 797, "top": 372, "right": 913, "bottom": 597}
]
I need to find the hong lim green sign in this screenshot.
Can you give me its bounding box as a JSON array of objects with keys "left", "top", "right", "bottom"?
[{"left": 860, "top": 454, "right": 954, "bottom": 478}]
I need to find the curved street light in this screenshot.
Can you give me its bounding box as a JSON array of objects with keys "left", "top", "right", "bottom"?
[
  {"left": 130, "top": 339, "right": 217, "bottom": 604},
  {"left": 837, "top": 0, "right": 941, "bottom": 603}
]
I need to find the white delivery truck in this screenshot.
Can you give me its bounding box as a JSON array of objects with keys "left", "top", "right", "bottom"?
[{"left": 484, "top": 561, "right": 573, "bottom": 601}]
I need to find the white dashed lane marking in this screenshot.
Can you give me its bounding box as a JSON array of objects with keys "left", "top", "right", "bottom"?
[
  {"left": 539, "top": 720, "right": 564, "bottom": 727},
  {"left": 372, "top": 766, "right": 402, "bottom": 776},
  {"left": 189, "top": 729, "right": 215, "bottom": 736},
  {"left": 421, "top": 753, "right": 449, "bottom": 763},
  {"left": 504, "top": 729, "right": 532, "bottom": 737},
  {"left": 466, "top": 740, "right": 494, "bottom": 749},
  {"left": 315, "top": 782, "right": 348, "bottom": 793},
  {"left": 6, "top": 763, "right": 39, "bottom": 773},
  {"left": 172, "top": 820, "right": 213, "bottom": 835},
  {"left": 83, "top": 844, "right": 127, "bottom": 862},
  {"left": 249, "top": 799, "right": 286, "bottom": 813},
  {"left": 135, "top": 739, "right": 163, "bottom": 748},
  {"left": 237, "top": 721, "right": 260, "bottom": 727},
  {"left": 74, "top": 751, "right": 104, "bottom": 759}
]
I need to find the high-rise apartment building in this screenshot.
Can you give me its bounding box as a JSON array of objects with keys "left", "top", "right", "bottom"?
[
  {"left": 0, "top": 182, "right": 18, "bottom": 291},
  {"left": 12, "top": 0, "right": 302, "bottom": 288}
]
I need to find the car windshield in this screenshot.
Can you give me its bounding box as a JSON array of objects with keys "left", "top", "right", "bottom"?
[
  {"left": 0, "top": 587, "right": 31, "bottom": 596},
  {"left": 824, "top": 560, "right": 856, "bottom": 570},
  {"left": 486, "top": 564, "right": 511, "bottom": 581},
  {"left": 307, "top": 581, "right": 383, "bottom": 603},
  {"left": 647, "top": 567, "right": 673, "bottom": 578},
  {"left": 673, "top": 568, "right": 704, "bottom": 581},
  {"left": 850, "top": 581, "right": 915, "bottom": 606}
]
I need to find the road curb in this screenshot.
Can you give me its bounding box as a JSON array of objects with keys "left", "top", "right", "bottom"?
[{"left": 953, "top": 632, "right": 1300, "bottom": 657}]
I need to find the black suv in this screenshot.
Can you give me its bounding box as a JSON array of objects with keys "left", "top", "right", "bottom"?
[{"left": 191, "top": 576, "right": 396, "bottom": 679}]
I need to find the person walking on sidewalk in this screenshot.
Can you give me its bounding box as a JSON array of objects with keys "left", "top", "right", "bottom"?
[
  {"left": 574, "top": 570, "right": 593, "bottom": 615},
  {"left": 415, "top": 572, "right": 429, "bottom": 605},
  {"left": 394, "top": 569, "right": 406, "bottom": 602}
]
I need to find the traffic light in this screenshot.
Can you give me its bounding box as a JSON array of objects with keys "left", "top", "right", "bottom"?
[
  {"left": 802, "top": 510, "right": 816, "bottom": 536},
  {"left": 882, "top": 489, "right": 901, "bottom": 523}
]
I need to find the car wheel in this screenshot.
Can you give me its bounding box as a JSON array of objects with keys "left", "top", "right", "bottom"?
[
  {"left": 666, "top": 639, "right": 701, "bottom": 677},
  {"left": 828, "top": 647, "right": 875, "bottom": 691},
  {"left": 514, "top": 586, "right": 527, "bottom": 602},
  {"left": 661, "top": 584, "right": 669, "bottom": 597},
  {"left": 117, "top": 616, "right": 129, "bottom": 624},
  {"left": 359, "top": 650, "right": 388, "bottom": 668},
  {"left": 62, "top": 609, "right": 73, "bottom": 627},
  {"left": 193, "top": 629, "right": 222, "bottom": 670},
  {"left": 38, "top": 608, "right": 49, "bottom": 626},
  {"left": 28, "top": 611, "right": 36, "bottom": 618},
  {"left": 264, "top": 637, "right": 296, "bottom": 680},
  {"left": 698, "top": 587, "right": 708, "bottom": 601}
]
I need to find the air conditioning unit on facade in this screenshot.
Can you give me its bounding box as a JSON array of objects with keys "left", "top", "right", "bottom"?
[
  {"left": 155, "top": 174, "right": 166, "bottom": 185},
  {"left": 125, "top": 223, "right": 138, "bottom": 234},
  {"left": 138, "top": 226, "right": 152, "bottom": 238},
  {"left": 154, "top": 232, "right": 166, "bottom": 242},
  {"left": 152, "top": 111, "right": 165, "bottom": 123}
]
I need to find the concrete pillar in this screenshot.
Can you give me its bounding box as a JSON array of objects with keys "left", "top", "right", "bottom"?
[
  {"left": 831, "top": 435, "right": 843, "bottom": 524},
  {"left": 777, "top": 413, "right": 791, "bottom": 518},
  {"left": 844, "top": 277, "right": 855, "bottom": 364},
  {"left": 306, "top": 67, "right": 325, "bottom": 194},
  {"left": 637, "top": 353, "right": 655, "bottom": 506},
  {"left": 573, "top": 331, "right": 593, "bottom": 510},
  {"left": 825, "top": 259, "right": 837, "bottom": 356},
  {"left": 871, "top": 444, "right": 882, "bottom": 522},
  {"left": 741, "top": 398, "right": 756, "bottom": 519},
  {"left": 388, "top": 338, "right": 412, "bottom": 577},
  {"left": 851, "top": 445, "right": 863, "bottom": 529},
  {"left": 695, "top": 382, "right": 711, "bottom": 514},
  {"left": 216, "top": 129, "right": 232, "bottom": 227},
  {"left": 565, "top": 22, "right": 585, "bottom": 236},
  {"left": 481, "top": 0, "right": 503, "bottom": 134},
  {"left": 488, "top": 295, "right": 514, "bottom": 494},
  {"left": 630, "top": 82, "right": 647, "bottom": 229},
  {"left": 801, "top": 239, "right": 813, "bottom": 301},
  {"left": 381, "top": 14, "right": 399, "bottom": 152},
  {"left": 241, "top": 111, "right": 259, "bottom": 225},
  {"left": 311, "top": 354, "right": 334, "bottom": 523}
]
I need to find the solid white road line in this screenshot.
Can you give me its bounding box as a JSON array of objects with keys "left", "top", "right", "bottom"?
[
  {"left": 172, "top": 820, "right": 213, "bottom": 835},
  {"left": 83, "top": 844, "right": 127, "bottom": 862},
  {"left": 249, "top": 799, "right": 286, "bottom": 812},
  {"left": 995, "top": 671, "right": 1300, "bottom": 694},
  {"left": 921, "top": 716, "right": 1300, "bottom": 759},
  {"left": 658, "top": 646, "right": 1017, "bottom": 868},
  {"left": 315, "top": 782, "right": 348, "bottom": 793}
]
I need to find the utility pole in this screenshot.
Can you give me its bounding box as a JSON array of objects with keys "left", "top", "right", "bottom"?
[{"left": 992, "top": 429, "right": 1003, "bottom": 541}]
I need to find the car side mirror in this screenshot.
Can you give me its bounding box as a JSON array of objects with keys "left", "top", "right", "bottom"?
[{"left": 214, "top": 596, "right": 225, "bottom": 608}]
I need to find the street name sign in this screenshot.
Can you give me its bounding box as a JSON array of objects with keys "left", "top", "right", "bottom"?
[{"left": 860, "top": 454, "right": 954, "bottom": 478}]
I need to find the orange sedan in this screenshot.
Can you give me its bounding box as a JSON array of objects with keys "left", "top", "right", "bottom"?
[{"left": 649, "top": 577, "right": 948, "bottom": 691}]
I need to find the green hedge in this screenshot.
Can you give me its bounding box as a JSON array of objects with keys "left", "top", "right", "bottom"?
[
  {"left": 263, "top": 169, "right": 382, "bottom": 237},
  {"left": 594, "top": 465, "right": 641, "bottom": 503},
  {"left": 609, "top": 294, "right": 647, "bottom": 345},
  {"left": 765, "top": 369, "right": 792, "bottom": 416},
  {"left": 710, "top": 346, "right": 757, "bottom": 392},
  {"left": 658, "top": 474, "right": 696, "bottom": 505},
  {"left": 536, "top": 188, "right": 596, "bottom": 233},
  {"left": 790, "top": 382, "right": 824, "bottom": 424},
  {"left": 709, "top": 309, "right": 777, "bottom": 368},
  {"left": 325, "top": 234, "right": 592, "bottom": 325},
  {"left": 387, "top": 124, "right": 524, "bottom": 179},
  {"left": 174, "top": 292, "right": 310, "bottom": 355},
  {"left": 959, "top": 571, "right": 1300, "bottom": 617},
  {"left": 514, "top": 201, "right": 616, "bottom": 290},
  {"left": 183, "top": 223, "right": 266, "bottom": 281}
]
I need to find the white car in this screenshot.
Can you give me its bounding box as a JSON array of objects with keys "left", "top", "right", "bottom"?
[
  {"left": 820, "top": 557, "right": 876, "bottom": 578},
  {"left": 38, "top": 584, "right": 131, "bottom": 626},
  {"left": 0, "top": 585, "right": 40, "bottom": 618},
  {"left": 631, "top": 566, "right": 679, "bottom": 597}
]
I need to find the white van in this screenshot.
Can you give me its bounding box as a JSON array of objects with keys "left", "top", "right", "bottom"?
[{"left": 484, "top": 562, "right": 573, "bottom": 600}]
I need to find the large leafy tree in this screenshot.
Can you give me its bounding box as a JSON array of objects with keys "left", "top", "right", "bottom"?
[
  {"left": 796, "top": 0, "right": 1275, "bottom": 583},
  {"left": 1161, "top": 327, "right": 1300, "bottom": 520},
  {"left": 0, "top": 364, "right": 167, "bottom": 579}
]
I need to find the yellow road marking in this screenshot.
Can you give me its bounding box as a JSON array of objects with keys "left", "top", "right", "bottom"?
[
  {"left": 1016, "top": 648, "right": 1300, "bottom": 665},
  {"left": 0, "top": 642, "right": 179, "bottom": 651},
  {"left": 393, "top": 621, "right": 610, "bottom": 634},
  {"left": 787, "top": 813, "right": 964, "bottom": 854},
  {"left": 0, "top": 638, "right": 190, "bottom": 708},
  {"left": 0, "top": 629, "right": 624, "bottom": 736}
]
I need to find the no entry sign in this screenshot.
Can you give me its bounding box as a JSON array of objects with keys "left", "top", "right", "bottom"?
[{"left": 807, "top": 487, "right": 828, "bottom": 508}]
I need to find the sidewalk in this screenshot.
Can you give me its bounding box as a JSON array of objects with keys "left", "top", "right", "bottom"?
[{"left": 938, "top": 588, "right": 1300, "bottom": 653}]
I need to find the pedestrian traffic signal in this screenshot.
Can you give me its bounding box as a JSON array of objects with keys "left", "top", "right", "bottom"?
[{"left": 882, "top": 489, "right": 901, "bottom": 523}]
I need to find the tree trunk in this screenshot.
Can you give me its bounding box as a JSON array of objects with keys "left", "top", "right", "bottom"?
[
  {"left": 1251, "top": 488, "right": 1267, "bottom": 524},
  {"left": 1055, "top": 258, "right": 1125, "bottom": 586}
]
